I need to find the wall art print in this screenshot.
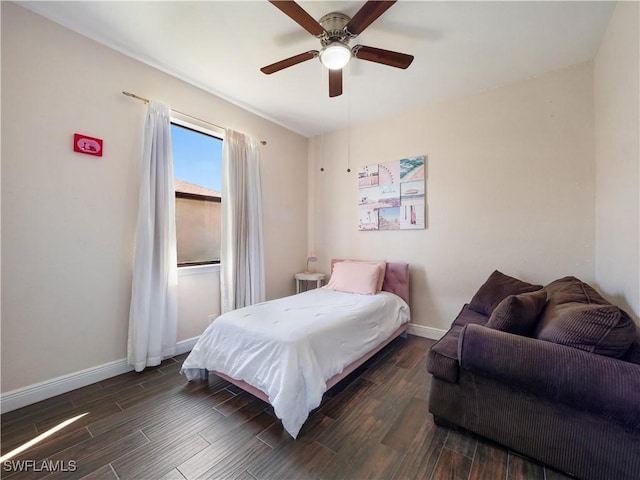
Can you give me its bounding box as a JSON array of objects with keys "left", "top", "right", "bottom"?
[{"left": 358, "top": 156, "right": 426, "bottom": 231}]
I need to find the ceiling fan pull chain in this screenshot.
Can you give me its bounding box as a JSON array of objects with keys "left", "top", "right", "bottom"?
[
  {"left": 347, "top": 64, "right": 352, "bottom": 174},
  {"left": 320, "top": 131, "right": 325, "bottom": 172}
]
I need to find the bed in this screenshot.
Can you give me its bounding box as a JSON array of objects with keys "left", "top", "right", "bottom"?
[{"left": 180, "top": 260, "right": 410, "bottom": 438}]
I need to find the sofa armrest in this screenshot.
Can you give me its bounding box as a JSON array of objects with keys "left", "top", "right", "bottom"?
[{"left": 458, "top": 323, "right": 640, "bottom": 429}]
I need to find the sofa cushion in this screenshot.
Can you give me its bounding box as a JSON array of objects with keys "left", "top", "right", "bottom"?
[
  {"left": 427, "top": 305, "right": 489, "bottom": 383},
  {"left": 452, "top": 304, "right": 490, "bottom": 328},
  {"left": 468, "top": 270, "right": 543, "bottom": 316},
  {"left": 536, "top": 277, "right": 636, "bottom": 358},
  {"left": 486, "top": 290, "right": 547, "bottom": 336},
  {"left": 427, "top": 325, "right": 463, "bottom": 383}
]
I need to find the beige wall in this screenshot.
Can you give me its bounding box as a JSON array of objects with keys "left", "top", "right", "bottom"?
[
  {"left": 3, "top": 0, "right": 637, "bottom": 404},
  {"left": 1, "top": 2, "right": 308, "bottom": 393},
  {"left": 309, "top": 63, "right": 596, "bottom": 332},
  {"left": 594, "top": 1, "right": 640, "bottom": 322}
]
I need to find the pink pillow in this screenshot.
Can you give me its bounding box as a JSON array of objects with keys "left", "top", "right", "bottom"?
[
  {"left": 343, "top": 260, "right": 387, "bottom": 292},
  {"left": 324, "top": 261, "right": 380, "bottom": 295}
]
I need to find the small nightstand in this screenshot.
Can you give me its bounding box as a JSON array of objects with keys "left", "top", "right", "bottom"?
[{"left": 295, "top": 272, "right": 326, "bottom": 294}]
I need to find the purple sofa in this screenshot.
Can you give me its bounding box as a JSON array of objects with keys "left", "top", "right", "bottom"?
[{"left": 427, "top": 271, "right": 640, "bottom": 480}]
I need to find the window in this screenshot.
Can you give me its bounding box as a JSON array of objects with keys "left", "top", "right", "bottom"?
[{"left": 171, "top": 118, "right": 223, "bottom": 267}]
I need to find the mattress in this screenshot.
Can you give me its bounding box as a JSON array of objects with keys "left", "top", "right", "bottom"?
[{"left": 181, "top": 287, "right": 410, "bottom": 437}]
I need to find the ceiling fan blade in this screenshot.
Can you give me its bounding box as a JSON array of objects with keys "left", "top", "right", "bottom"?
[
  {"left": 345, "top": 1, "right": 396, "bottom": 36},
  {"left": 329, "top": 69, "right": 343, "bottom": 97},
  {"left": 269, "top": 1, "right": 326, "bottom": 37},
  {"left": 261, "top": 50, "right": 318, "bottom": 74},
  {"left": 352, "top": 45, "right": 414, "bottom": 69}
]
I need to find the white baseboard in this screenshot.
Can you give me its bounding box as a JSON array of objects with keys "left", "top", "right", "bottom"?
[
  {"left": 408, "top": 323, "right": 447, "bottom": 340},
  {"left": 1, "top": 337, "right": 199, "bottom": 414},
  {"left": 0, "top": 328, "right": 438, "bottom": 415},
  {"left": 174, "top": 336, "right": 199, "bottom": 356}
]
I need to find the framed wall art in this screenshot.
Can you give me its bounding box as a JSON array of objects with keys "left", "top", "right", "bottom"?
[{"left": 358, "top": 155, "right": 426, "bottom": 231}]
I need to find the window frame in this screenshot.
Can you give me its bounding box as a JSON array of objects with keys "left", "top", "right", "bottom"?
[{"left": 171, "top": 114, "right": 224, "bottom": 268}]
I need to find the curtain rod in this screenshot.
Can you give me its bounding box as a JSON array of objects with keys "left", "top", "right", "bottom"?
[{"left": 122, "top": 91, "right": 267, "bottom": 145}]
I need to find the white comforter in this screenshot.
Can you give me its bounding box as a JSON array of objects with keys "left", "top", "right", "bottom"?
[{"left": 181, "top": 288, "right": 410, "bottom": 438}]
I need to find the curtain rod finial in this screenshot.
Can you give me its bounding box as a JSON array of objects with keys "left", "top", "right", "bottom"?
[{"left": 122, "top": 91, "right": 149, "bottom": 104}]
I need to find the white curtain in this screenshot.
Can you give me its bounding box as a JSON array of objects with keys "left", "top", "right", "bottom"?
[
  {"left": 128, "top": 101, "right": 178, "bottom": 372},
  {"left": 221, "top": 129, "right": 265, "bottom": 313}
]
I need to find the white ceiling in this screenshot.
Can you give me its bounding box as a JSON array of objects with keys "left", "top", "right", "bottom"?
[{"left": 19, "top": 1, "right": 615, "bottom": 138}]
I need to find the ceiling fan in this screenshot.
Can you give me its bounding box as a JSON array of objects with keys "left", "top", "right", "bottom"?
[{"left": 261, "top": 0, "right": 414, "bottom": 98}]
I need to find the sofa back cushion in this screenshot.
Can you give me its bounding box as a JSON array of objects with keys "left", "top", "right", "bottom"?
[
  {"left": 486, "top": 290, "right": 548, "bottom": 336},
  {"left": 469, "top": 270, "right": 543, "bottom": 316},
  {"left": 542, "top": 276, "right": 608, "bottom": 306},
  {"left": 535, "top": 277, "right": 636, "bottom": 358}
]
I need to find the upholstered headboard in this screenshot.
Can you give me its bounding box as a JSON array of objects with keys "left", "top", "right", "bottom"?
[
  {"left": 381, "top": 262, "right": 410, "bottom": 305},
  {"left": 330, "top": 259, "right": 410, "bottom": 305}
]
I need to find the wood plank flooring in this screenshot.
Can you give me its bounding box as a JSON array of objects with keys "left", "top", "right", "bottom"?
[{"left": 1, "top": 335, "right": 575, "bottom": 480}]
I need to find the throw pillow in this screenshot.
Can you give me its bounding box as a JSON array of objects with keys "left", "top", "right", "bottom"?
[
  {"left": 469, "top": 270, "right": 543, "bottom": 316},
  {"left": 536, "top": 302, "right": 637, "bottom": 358},
  {"left": 486, "top": 290, "right": 548, "bottom": 335}
]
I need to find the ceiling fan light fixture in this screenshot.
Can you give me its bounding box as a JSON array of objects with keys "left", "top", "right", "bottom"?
[{"left": 320, "top": 41, "right": 351, "bottom": 70}]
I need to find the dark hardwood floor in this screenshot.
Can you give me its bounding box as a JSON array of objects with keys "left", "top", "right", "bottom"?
[{"left": 1, "top": 335, "right": 574, "bottom": 480}]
